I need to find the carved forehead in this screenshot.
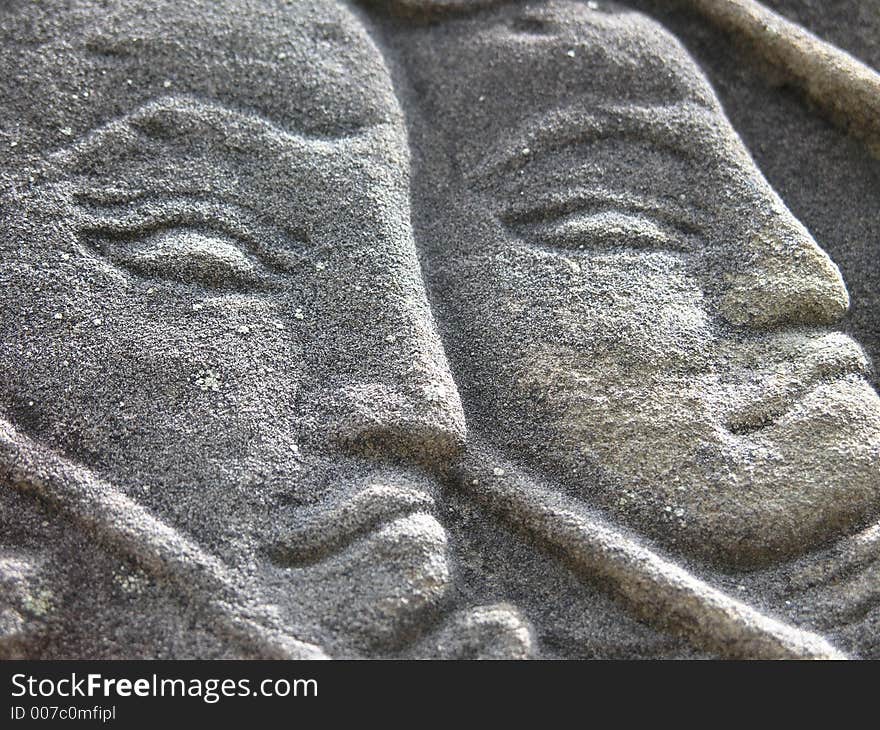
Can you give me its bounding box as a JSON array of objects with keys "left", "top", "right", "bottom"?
[
  {"left": 0, "top": 0, "right": 400, "bottom": 155},
  {"left": 396, "top": 0, "right": 717, "bottom": 115}
]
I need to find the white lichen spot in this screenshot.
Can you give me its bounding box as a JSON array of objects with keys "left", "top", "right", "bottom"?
[
  {"left": 422, "top": 382, "right": 447, "bottom": 403},
  {"left": 566, "top": 49, "right": 576, "bottom": 58},
  {"left": 294, "top": 308, "right": 304, "bottom": 320},
  {"left": 194, "top": 368, "right": 221, "bottom": 392},
  {"left": 22, "top": 589, "right": 53, "bottom": 617},
  {"left": 92, "top": 317, "right": 103, "bottom": 326},
  {"left": 237, "top": 325, "right": 251, "bottom": 335},
  {"left": 315, "top": 261, "right": 326, "bottom": 271},
  {"left": 114, "top": 569, "right": 149, "bottom": 596},
  {"left": 162, "top": 79, "right": 172, "bottom": 88},
  {"left": 385, "top": 334, "right": 396, "bottom": 344},
  {"left": 60, "top": 127, "right": 73, "bottom": 137},
  {"left": 192, "top": 302, "right": 204, "bottom": 311},
  {"left": 493, "top": 467, "right": 506, "bottom": 477},
  {"left": 53, "top": 312, "right": 63, "bottom": 321},
  {"left": 60, "top": 252, "right": 71, "bottom": 261}
]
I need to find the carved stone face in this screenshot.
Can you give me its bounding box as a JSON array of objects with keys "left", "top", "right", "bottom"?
[
  {"left": 398, "top": 0, "right": 880, "bottom": 566},
  {"left": 0, "top": 0, "right": 463, "bottom": 652}
]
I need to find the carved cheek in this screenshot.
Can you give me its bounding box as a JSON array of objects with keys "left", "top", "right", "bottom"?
[
  {"left": 0, "top": 209, "right": 306, "bottom": 486},
  {"left": 478, "top": 242, "right": 713, "bottom": 365}
]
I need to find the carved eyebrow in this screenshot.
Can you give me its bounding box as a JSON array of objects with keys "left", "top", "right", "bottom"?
[
  {"left": 50, "top": 93, "right": 372, "bottom": 165},
  {"left": 126, "top": 94, "right": 373, "bottom": 144},
  {"left": 466, "top": 101, "right": 720, "bottom": 183}
]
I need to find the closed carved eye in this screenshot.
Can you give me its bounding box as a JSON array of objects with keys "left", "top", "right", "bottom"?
[
  {"left": 74, "top": 193, "right": 310, "bottom": 290},
  {"left": 509, "top": 209, "right": 694, "bottom": 254},
  {"left": 501, "top": 194, "right": 702, "bottom": 255}
]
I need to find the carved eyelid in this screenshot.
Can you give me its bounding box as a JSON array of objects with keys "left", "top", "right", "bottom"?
[
  {"left": 74, "top": 191, "right": 307, "bottom": 248},
  {"left": 73, "top": 193, "right": 310, "bottom": 286},
  {"left": 500, "top": 199, "right": 702, "bottom": 254}
]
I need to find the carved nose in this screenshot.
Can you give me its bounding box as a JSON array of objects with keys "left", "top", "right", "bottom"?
[
  {"left": 311, "top": 294, "right": 467, "bottom": 465},
  {"left": 718, "top": 213, "right": 849, "bottom": 328},
  {"left": 330, "top": 354, "right": 467, "bottom": 464}
]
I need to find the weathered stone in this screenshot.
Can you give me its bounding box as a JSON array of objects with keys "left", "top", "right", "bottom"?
[{"left": 1, "top": 0, "right": 878, "bottom": 659}]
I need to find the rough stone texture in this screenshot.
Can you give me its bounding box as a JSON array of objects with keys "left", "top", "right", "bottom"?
[
  {"left": 679, "top": 0, "right": 880, "bottom": 155},
  {"left": 1, "top": 0, "right": 879, "bottom": 659}
]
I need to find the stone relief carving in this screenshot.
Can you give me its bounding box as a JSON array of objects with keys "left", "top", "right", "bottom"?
[{"left": 0, "top": 0, "right": 878, "bottom": 659}]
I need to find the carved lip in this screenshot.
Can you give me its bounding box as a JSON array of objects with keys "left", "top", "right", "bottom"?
[
  {"left": 265, "top": 482, "right": 437, "bottom": 567},
  {"left": 725, "top": 353, "right": 871, "bottom": 436}
]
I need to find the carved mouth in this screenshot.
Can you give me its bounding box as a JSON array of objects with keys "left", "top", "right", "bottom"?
[
  {"left": 727, "top": 406, "right": 790, "bottom": 436},
  {"left": 264, "top": 482, "right": 436, "bottom": 567},
  {"left": 726, "top": 358, "right": 871, "bottom": 436}
]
